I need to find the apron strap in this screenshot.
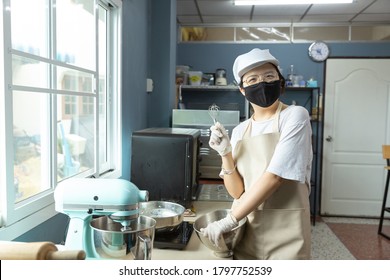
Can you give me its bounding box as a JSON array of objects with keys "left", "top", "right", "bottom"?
[
  {"left": 272, "top": 101, "right": 283, "bottom": 133},
  {"left": 243, "top": 101, "right": 284, "bottom": 139}
]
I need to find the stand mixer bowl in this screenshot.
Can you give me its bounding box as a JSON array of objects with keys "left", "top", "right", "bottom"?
[{"left": 90, "top": 215, "right": 156, "bottom": 260}]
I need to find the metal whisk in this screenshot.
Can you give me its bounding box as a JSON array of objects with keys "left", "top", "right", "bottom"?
[{"left": 208, "top": 103, "right": 220, "bottom": 124}]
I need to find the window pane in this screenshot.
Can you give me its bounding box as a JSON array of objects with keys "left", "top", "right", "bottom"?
[
  {"left": 204, "top": 27, "right": 234, "bottom": 41},
  {"left": 57, "top": 67, "right": 95, "bottom": 94},
  {"left": 236, "top": 27, "right": 290, "bottom": 42},
  {"left": 181, "top": 27, "right": 235, "bottom": 42},
  {"left": 11, "top": 0, "right": 49, "bottom": 57},
  {"left": 351, "top": 26, "right": 390, "bottom": 41},
  {"left": 294, "top": 26, "right": 349, "bottom": 41},
  {"left": 57, "top": 96, "right": 95, "bottom": 179},
  {"left": 13, "top": 91, "right": 50, "bottom": 203},
  {"left": 12, "top": 55, "right": 49, "bottom": 89},
  {"left": 56, "top": 0, "right": 96, "bottom": 69},
  {"left": 98, "top": 5, "right": 107, "bottom": 166}
]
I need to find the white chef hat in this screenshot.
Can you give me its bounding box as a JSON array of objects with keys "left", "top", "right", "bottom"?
[{"left": 232, "top": 48, "right": 279, "bottom": 84}]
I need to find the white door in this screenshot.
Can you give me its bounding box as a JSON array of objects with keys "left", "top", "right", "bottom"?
[{"left": 321, "top": 58, "right": 390, "bottom": 217}]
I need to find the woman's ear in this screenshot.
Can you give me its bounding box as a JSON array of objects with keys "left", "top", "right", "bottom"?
[{"left": 239, "top": 87, "right": 245, "bottom": 96}]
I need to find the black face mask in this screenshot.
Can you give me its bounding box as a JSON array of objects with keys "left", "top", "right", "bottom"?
[{"left": 244, "top": 80, "right": 281, "bottom": 108}]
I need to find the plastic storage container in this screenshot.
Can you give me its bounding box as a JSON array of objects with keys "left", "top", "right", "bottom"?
[{"left": 188, "top": 71, "right": 203, "bottom": 86}]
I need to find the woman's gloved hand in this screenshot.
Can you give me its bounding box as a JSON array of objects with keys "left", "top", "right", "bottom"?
[
  {"left": 200, "top": 212, "right": 238, "bottom": 247},
  {"left": 209, "top": 122, "right": 232, "bottom": 156}
]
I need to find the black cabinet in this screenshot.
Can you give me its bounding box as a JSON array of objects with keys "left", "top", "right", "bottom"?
[{"left": 131, "top": 128, "right": 201, "bottom": 208}]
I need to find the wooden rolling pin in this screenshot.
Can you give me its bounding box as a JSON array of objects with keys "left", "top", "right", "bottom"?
[{"left": 0, "top": 241, "right": 86, "bottom": 260}]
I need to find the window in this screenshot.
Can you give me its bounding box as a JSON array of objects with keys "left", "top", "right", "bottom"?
[
  {"left": 351, "top": 25, "right": 390, "bottom": 41},
  {"left": 179, "top": 24, "right": 390, "bottom": 43},
  {"left": 0, "top": 0, "right": 122, "bottom": 235},
  {"left": 293, "top": 25, "right": 349, "bottom": 41}
]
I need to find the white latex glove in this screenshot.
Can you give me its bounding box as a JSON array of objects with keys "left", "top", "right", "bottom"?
[
  {"left": 200, "top": 212, "right": 238, "bottom": 247},
  {"left": 209, "top": 122, "right": 232, "bottom": 156}
]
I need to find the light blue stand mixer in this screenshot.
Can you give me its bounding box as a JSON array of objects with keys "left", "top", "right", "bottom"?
[{"left": 54, "top": 178, "right": 156, "bottom": 259}]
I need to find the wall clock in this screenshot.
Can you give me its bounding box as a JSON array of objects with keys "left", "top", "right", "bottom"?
[{"left": 308, "top": 41, "right": 330, "bottom": 62}]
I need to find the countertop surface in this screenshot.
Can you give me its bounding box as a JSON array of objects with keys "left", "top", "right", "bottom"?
[{"left": 152, "top": 200, "right": 233, "bottom": 260}]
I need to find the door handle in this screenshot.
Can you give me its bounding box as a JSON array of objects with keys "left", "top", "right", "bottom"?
[{"left": 326, "top": 136, "right": 333, "bottom": 142}]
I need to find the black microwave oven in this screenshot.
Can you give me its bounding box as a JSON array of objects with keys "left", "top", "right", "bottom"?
[{"left": 130, "top": 127, "right": 200, "bottom": 208}]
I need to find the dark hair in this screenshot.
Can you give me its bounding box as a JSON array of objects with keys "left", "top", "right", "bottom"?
[{"left": 275, "top": 65, "right": 286, "bottom": 94}]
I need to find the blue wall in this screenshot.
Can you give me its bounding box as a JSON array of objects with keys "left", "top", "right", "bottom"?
[
  {"left": 123, "top": 0, "right": 177, "bottom": 181},
  {"left": 121, "top": 0, "right": 150, "bottom": 181},
  {"left": 148, "top": 0, "right": 177, "bottom": 128},
  {"left": 13, "top": 214, "right": 69, "bottom": 243}
]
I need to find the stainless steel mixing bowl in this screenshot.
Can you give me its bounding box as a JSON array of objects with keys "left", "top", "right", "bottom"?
[
  {"left": 139, "top": 201, "right": 185, "bottom": 233},
  {"left": 193, "top": 209, "right": 247, "bottom": 258},
  {"left": 90, "top": 215, "right": 156, "bottom": 260}
]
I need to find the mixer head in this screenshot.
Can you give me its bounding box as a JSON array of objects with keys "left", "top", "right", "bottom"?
[{"left": 54, "top": 178, "right": 149, "bottom": 220}]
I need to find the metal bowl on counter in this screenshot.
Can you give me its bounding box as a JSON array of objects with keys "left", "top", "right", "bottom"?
[
  {"left": 139, "top": 201, "right": 185, "bottom": 233},
  {"left": 193, "top": 209, "right": 247, "bottom": 258},
  {"left": 90, "top": 215, "right": 156, "bottom": 260}
]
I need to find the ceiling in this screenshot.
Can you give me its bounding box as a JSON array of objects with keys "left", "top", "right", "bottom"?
[{"left": 177, "top": 0, "right": 390, "bottom": 26}]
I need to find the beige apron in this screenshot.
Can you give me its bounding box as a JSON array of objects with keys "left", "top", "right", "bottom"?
[{"left": 232, "top": 102, "right": 311, "bottom": 260}]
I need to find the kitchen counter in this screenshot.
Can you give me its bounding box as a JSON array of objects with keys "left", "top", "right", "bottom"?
[{"left": 152, "top": 200, "right": 233, "bottom": 260}]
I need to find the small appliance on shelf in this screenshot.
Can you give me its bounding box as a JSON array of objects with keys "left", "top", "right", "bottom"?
[{"left": 215, "top": 68, "right": 227, "bottom": 85}]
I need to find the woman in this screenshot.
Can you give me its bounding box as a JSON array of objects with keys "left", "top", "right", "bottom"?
[{"left": 201, "top": 48, "right": 312, "bottom": 260}]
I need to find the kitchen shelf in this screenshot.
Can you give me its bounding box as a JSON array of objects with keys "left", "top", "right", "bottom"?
[
  {"left": 179, "top": 85, "right": 239, "bottom": 91},
  {"left": 283, "top": 86, "right": 320, "bottom": 91}
]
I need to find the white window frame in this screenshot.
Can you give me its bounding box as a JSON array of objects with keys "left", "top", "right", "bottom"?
[{"left": 0, "top": 0, "right": 122, "bottom": 240}]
